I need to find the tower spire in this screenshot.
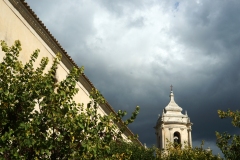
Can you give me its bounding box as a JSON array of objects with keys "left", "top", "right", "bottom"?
[{"left": 165, "top": 85, "right": 183, "bottom": 113}]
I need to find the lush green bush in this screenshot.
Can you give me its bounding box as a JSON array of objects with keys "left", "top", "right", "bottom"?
[
  {"left": 108, "top": 140, "right": 222, "bottom": 160},
  {"left": 110, "top": 141, "right": 156, "bottom": 160},
  {"left": 156, "top": 141, "right": 222, "bottom": 160},
  {"left": 0, "top": 40, "right": 140, "bottom": 159},
  {"left": 216, "top": 109, "right": 240, "bottom": 160}
]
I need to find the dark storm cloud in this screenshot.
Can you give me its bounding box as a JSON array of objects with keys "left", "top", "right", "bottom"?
[
  {"left": 25, "top": 0, "right": 240, "bottom": 156},
  {"left": 172, "top": 1, "right": 240, "bottom": 57}
]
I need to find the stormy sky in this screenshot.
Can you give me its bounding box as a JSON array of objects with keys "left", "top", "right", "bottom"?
[{"left": 25, "top": 0, "right": 240, "bottom": 155}]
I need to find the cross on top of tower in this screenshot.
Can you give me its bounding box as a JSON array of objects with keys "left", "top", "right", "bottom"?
[{"left": 170, "top": 85, "right": 173, "bottom": 91}]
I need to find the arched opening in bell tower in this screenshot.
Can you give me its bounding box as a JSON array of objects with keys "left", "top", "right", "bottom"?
[{"left": 173, "top": 131, "right": 181, "bottom": 145}]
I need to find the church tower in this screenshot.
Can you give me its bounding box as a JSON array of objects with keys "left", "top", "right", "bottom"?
[{"left": 155, "top": 86, "right": 192, "bottom": 149}]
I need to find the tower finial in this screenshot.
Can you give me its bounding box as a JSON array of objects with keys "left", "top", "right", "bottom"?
[{"left": 170, "top": 85, "right": 173, "bottom": 91}]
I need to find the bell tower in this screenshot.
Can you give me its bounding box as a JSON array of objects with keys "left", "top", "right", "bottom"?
[{"left": 155, "top": 86, "right": 192, "bottom": 149}]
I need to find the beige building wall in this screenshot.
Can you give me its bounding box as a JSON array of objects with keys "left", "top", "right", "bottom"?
[
  {"left": 0, "top": 0, "right": 140, "bottom": 144},
  {"left": 0, "top": 0, "right": 93, "bottom": 110}
]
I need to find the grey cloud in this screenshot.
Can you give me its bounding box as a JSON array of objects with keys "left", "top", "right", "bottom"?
[
  {"left": 171, "top": 1, "right": 240, "bottom": 56},
  {"left": 127, "top": 16, "right": 145, "bottom": 28},
  {"left": 96, "top": 0, "right": 152, "bottom": 17},
  {"left": 26, "top": 0, "right": 97, "bottom": 56}
]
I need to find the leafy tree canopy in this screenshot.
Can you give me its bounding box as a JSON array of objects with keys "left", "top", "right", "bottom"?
[
  {"left": 0, "top": 40, "right": 140, "bottom": 159},
  {"left": 156, "top": 141, "right": 222, "bottom": 160},
  {"left": 216, "top": 109, "right": 240, "bottom": 160}
]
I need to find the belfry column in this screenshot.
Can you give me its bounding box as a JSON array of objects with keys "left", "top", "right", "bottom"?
[
  {"left": 180, "top": 128, "right": 184, "bottom": 144},
  {"left": 188, "top": 129, "right": 192, "bottom": 147},
  {"left": 169, "top": 128, "right": 173, "bottom": 142},
  {"left": 162, "top": 127, "right": 165, "bottom": 148}
]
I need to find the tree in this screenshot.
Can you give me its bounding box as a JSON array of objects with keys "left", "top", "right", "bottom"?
[
  {"left": 110, "top": 141, "right": 156, "bottom": 160},
  {"left": 0, "top": 40, "right": 140, "bottom": 159},
  {"left": 156, "top": 141, "right": 222, "bottom": 160},
  {"left": 216, "top": 109, "right": 240, "bottom": 160}
]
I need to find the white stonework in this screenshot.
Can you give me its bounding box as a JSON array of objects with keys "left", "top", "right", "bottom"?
[{"left": 155, "top": 89, "right": 192, "bottom": 149}]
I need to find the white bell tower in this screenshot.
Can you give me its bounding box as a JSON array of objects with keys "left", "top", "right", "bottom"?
[{"left": 154, "top": 86, "right": 192, "bottom": 149}]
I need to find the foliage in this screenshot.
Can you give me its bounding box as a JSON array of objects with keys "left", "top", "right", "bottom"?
[
  {"left": 0, "top": 40, "right": 140, "bottom": 159},
  {"left": 108, "top": 141, "right": 222, "bottom": 160},
  {"left": 216, "top": 109, "right": 240, "bottom": 160},
  {"left": 156, "top": 141, "right": 222, "bottom": 160},
  {"left": 110, "top": 141, "right": 156, "bottom": 160}
]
